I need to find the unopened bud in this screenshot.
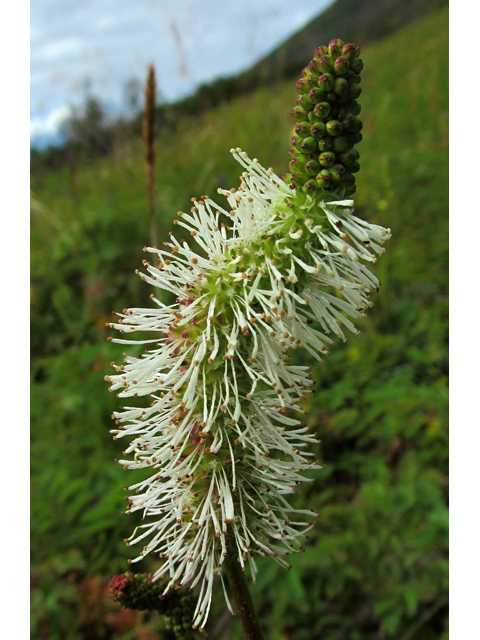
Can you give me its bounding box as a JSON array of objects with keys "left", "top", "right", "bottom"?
[
  {"left": 291, "top": 170, "right": 310, "bottom": 186},
  {"left": 334, "top": 56, "right": 350, "bottom": 75},
  {"left": 308, "top": 87, "right": 325, "bottom": 103},
  {"left": 316, "top": 169, "right": 331, "bottom": 187},
  {"left": 303, "top": 59, "right": 318, "bottom": 77},
  {"left": 341, "top": 43, "right": 360, "bottom": 60},
  {"left": 343, "top": 171, "right": 355, "bottom": 186},
  {"left": 350, "top": 58, "right": 364, "bottom": 74},
  {"left": 326, "top": 120, "right": 343, "bottom": 137},
  {"left": 349, "top": 101, "right": 361, "bottom": 116},
  {"left": 304, "top": 179, "right": 317, "bottom": 191},
  {"left": 291, "top": 106, "right": 308, "bottom": 122},
  {"left": 332, "top": 135, "right": 350, "bottom": 153},
  {"left": 324, "top": 92, "right": 337, "bottom": 104},
  {"left": 305, "top": 159, "right": 321, "bottom": 176},
  {"left": 333, "top": 77, "right": 349, "bottom": 96},
  {"left": 318, "top": 73, "right": 334, "bottom": 92},
  {"left": 338, "top": 149, "right": 359, "bottom": 166},
  {"left": 296, "top": 77, "right": 311, "bottom": 95},
  {"left": 348, "top": 83, "right": 362, "bottom": 100},
  {"left": 311, "top": 121, "right": 326, "bottom": 137},
  {"left": 317, "top": 137, "right": 333, "bottom": 152},
  {"left": 300, "top": 136, "right": 318, "bottom": 153},
  {"left": 348, "top": 132, "right": 363, "bottom": 145},
  {"left": 329, "top": 163, "right": 346, "bottom": 182},
  {"left": 313, "top": 101, "right": 331, "bottom": 119},
  {"left": 296, "top": 95, "right": 312, "bottom": 110},
  {"left": 295, "top": 123, "right": 310, "bottom": 139},
  {"left": 317, "top": 55, "right": 334, "bottom": 73},
  {"left": 295, "top": 78, "right": 310, "bottom": 94},
  {"left": 343, "top": 115, "right": 363, "bottom": 133},
  {"left": 318, "top": 151, "right": 336, "bottom": 167},
  {"left": 289, "top": 157, "right": 307, "bottom": 173},
  {"left": 328, "top": 39, "right": 345, "bottom": 59},
  {"left": 314, "top": 45, "right": 329, "bottom": 59},
  {"left": 349, "top": 160, "right": 360, "bottom": 173},
  {"left": 345, "top": 184, "right": 357, "bottom": 196}
]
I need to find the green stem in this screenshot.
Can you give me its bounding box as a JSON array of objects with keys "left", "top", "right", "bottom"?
[{"left": 224, "top": 555, "right": 265, "bottom": 640}]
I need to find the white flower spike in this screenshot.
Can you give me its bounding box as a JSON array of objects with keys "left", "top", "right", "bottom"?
[{"left": 106, "top": 148, "right": 391, "bottom": 631}]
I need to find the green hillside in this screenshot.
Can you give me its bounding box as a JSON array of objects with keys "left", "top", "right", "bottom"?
[{"left": 31, "top": 6, "right": 448, "bottom": 640}]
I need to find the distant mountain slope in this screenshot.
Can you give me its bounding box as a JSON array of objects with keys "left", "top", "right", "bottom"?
[{"left": 245, "top": 0, "right": 448, "bottom": 81}]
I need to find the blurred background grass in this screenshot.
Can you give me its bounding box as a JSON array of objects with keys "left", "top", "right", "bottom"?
[{"left": 30, "top": 4, "right": 448, "bottom": 639}]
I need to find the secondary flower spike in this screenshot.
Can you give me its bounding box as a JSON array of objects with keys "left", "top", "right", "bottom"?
[
  {"left": 109, "top": 572, "right": 197, "bottom": 639},
  {"left": 106, "top": 41, "right": 390, "bottom": 632},
  {"left": 288, "top": 39, "right": 363, "bottom": 196}
]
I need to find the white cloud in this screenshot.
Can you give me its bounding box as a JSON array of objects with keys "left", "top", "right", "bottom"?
[
  {"left": 31, "top": 37, "right": 82, "bottom": 62},
  {"left": 30, "top": 105, "right": 72, "bottom": 139}
]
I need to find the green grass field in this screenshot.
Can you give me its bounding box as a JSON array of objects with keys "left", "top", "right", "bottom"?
[{"left": 31, "top": 7, "right": 448, "bottom": 639}]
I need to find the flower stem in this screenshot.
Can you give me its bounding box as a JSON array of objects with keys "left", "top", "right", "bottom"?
[
  {"left": 143, "top": 64, "right": 156, "bottom": 248},
  {"left": 224, "top": 555, "right": 265, "bottom": 640}
]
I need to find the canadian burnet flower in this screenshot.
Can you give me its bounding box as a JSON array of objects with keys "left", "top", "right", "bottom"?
[{"left": 106, "top": 42, "right": 391, "bottom": 632}]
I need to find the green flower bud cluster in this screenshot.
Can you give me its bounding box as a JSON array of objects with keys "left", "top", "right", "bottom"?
[
  {"left": 287, "top": 39, "right": 364, "bottom": 197},
  {"left": 109, "top": 572, "right": 198, "bottom": 639}
]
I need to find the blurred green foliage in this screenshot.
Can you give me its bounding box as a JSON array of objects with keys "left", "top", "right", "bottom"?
[{"left": 31, "top": 7, "right": 448, "bottom": 640}]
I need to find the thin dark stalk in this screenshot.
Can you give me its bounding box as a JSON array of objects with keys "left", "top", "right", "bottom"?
[
  {"left": 224, "top": 555, "right": 265, "bottom": 640},
  {"left": 143, "top": 65, "right": 156, "bottom": 247}
]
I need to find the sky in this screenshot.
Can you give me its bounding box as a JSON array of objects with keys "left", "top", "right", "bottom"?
[{"left": 30, "top": 0, "right": 333, "bottom": 146}]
